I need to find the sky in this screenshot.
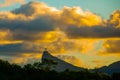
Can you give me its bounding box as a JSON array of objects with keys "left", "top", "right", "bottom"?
[
  {"left": 0, "top": 0, "right": 120, "bottom": 18},
  {"left": 0, "top": 0, "right": 120, "bottom": 69}
]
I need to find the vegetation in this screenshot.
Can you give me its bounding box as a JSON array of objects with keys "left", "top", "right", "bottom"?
[{"left": 0, "top": 59, "right": 119, "bottom": 80}]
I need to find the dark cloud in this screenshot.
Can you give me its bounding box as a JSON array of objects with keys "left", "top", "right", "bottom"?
[
  {"left": 0, "top": 43, "right": 41, "bottom": 56},
  {"left": 12, "top": 2, "right": 53, "bottom": 16},
  {"left": 0, "top": 15, "right": 55, "bottom": 31},
  {"left": 12, "top": 2, "right": 36, "bottom": 16},
  {"left": 0, "top": 14, "right": 56, "bottom": 41},
  {"left": 63, "top": 25, "right": 120, "bottom": 38}
]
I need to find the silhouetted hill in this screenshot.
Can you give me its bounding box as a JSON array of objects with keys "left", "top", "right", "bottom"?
[
  {"left": 95, "top": 61, "right": 120, "bottom": 75},
  {"left": 42, "top": 50, "right": 84, "bottom": 71}
]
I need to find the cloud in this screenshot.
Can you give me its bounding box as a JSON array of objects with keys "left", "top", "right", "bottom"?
[
  {"left": 0, "top": 2, "right": 59, "bottom": 41},
  {"left": 0, "top": 13, "right": 55, "bottom": 41},
  {"left": 103, "top": 40, "right": 120, "bottom": 53},
  {"left": 10, "top": 53, "right": 42, "bottom": 64},
  {"left": 108, "top": 10, "right": 120, "bottom": 28},
  {"left": 12, "top": 1, "right": 58, "bottom": 16},
  {"left": 62, "top": 10, "right": 120, "bottom": 39},
  {"left": 0, "top": 1, "right": 120, "bottom": 68},
  {"left": 58, "top": 6, "right": 103, "bottom": 27},
  {"left": 0, "top": 12, "right": 55, "bottom": 32},
  {"left": 92, "top": 60, "right": 111, "bottom": 68},
  {"left": 57, "top": 55, "right": 84, "bottom": 67},
  {"left": 0, "top": 29, "right": 12, "bottom": 40},
  {"left": 0, "top": 1, "right": 119, "bottom": 55},
  {"left": 0, "top": 0, "right": 25, "bottom": 7},
  {"left": 0, "top": 42, "right": 41, "bottom": 56},
  {"left": 0, "top": 53, "right": 42, "bottom": 64},
  {"left": 63, "top": 25, "right": 120, "bottom": 39},
  {"left": 0, "top": 2, "right": 119, "bottom": 42},
  {"left": 0, "top": 33, "right": 99, "bottom": 57}
]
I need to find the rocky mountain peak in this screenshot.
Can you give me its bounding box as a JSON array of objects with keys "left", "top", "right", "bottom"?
[{"left": 41, "top": 49, "right": 84, "bottom": 71}]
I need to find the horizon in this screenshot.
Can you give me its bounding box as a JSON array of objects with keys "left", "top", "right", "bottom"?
[{"left": 0, "top": 0, "right": 120, "bottom": 69}]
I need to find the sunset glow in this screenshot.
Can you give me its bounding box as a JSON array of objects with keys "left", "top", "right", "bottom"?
[{"left": 0, "top": 0, "right": 120, "bottom": 69}]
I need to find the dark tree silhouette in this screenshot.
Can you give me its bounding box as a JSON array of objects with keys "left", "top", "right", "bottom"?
[{"left": 0, "top": 59, "right": 119, "bottom": 80}]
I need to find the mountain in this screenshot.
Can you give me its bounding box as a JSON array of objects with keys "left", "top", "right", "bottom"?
[
  {"left": 41, "top": 49, "right": 120, "bottom": 73},
  {"left": 95, "top": 61, "right": 120, "bottom": 75},
  {"left": 41, "top": 49, "right": 84, "bottom": 72}
]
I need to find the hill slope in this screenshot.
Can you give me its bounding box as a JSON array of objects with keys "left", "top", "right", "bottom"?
[{"left": 96, "top": 61, "right": 120, "bottom": 74}]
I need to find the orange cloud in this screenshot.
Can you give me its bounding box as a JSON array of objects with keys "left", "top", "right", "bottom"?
[
  {"left": 0, "top": 2, "right": 119, "bottom": 57},
  {"left": 101, "top": 40, "right": 120, "bottom": 53},
  {"left": 57, "top": 55, "right": 85, "bottom": 67},
  {"left": 0, "top": 2, "right": 119, "bottom": 41},
  {"left": 0, "top": 0, "right": 25, "bottom": 7},
  {"left": 0, "top": 29, "right": 11, "bottom": 40},
  {"left": 0, "top": 40, "right": 23, "bottom": 45},
  {"left": 96, "top": 39, "right": 120, "bottom": 58},
  {"left": 108, "top": 10, "right": 120, "bottom": 28},
  {"left": 59, "top": 6, "right": 103, "bottom": 27},
  {"left": 10, "top": 53, "right": 42, "bottom": 64}
]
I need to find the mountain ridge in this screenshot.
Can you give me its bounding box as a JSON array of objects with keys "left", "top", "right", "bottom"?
[
  {"left": 41, "top": 49, "right": 120, "bottom": 74},
  {"left": 94, "top": 61, "right": 120, "bottom": 75}
]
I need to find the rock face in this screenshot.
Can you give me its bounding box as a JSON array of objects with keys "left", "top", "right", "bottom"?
[{"left": 42, "top": 50, "right": 84, "bottom": 72}]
